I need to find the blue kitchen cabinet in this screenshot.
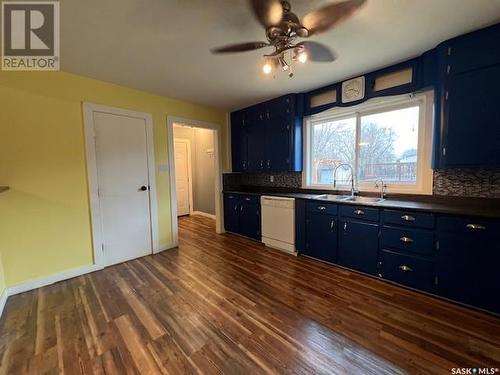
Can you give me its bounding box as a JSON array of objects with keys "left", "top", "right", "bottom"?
[
  {"left": 379, "top": 250, "right": 435, "bottom": 291},
  {"left": 223, "top": 193, "right": 261, "bottom": 241},
  {"left": 436, "top": 215, "right": 500, "bottom": 313},
  {"left": 434, "top": 23, "right": 500, "bottom": 168},
  {"left": 246, "top": 107, "right": 267, "bottom": 171},
  {"left": 445, "top": 23, "right": 500, "bottom": 75},
  {"left": 304, "top": 202, "right": 338, "bottom": 263},
  {"left": 379, "top": 208, "right": 436, "bottom": 292},
  {"left": 441, "top": 65, "right": 500, "bottom": 167},
  {"left": 338, "top": 219, "right": 379, "bottom": 276},
  {"left": 230, "top": 94, "right": 303, "bottom": 173},
  {"left": 223, "top": 194, "right": 240, "bottom": 233},
  {"left": 239, "top": 196, "right": 261, "bottom": 240},
  {"left": 230, "top": 111, "right": 248, "bottom": 172}
]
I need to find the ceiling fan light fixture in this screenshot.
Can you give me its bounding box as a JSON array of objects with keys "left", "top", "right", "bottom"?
[
  {"left": 262, "top": 62, "right": 273, "bottom": 75},
  {"left": 262, "top": 57, "right": 278, "bottom": 75}
]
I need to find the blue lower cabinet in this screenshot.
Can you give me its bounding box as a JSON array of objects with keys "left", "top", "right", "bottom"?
[
  {"left": 223, "top": 193, "right": 261, "bottom": 241},
  {"left": 338, "top": 220, "right": 379, "bottom": 275},
  {"left": 223, "top": 194, "right": 240, "bottom": 233},
  {"left": 379, "top": 250, "right": 435, "bottom": 291},
  {"left": 304, "top": 212, "right": 338, "bottom": 263},
  {"left": 436, "top": 216, "right": 500, "bottom": 313},
  {"left": 239, "top": 201, "right": 261, "bottom": 240}
]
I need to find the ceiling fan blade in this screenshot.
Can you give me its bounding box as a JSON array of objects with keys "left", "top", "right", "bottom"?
[
  {"left": 249, "top": 0, "right": 283, "bottom": 28},
  {"left": 211, "top": 42, "right": 269, "bottom": 54},
  {"left": 302, "top": 0, "right": 366, "bottom": 36},
  {"left": 300, "top": 41, "right": 337, "bottom": 62}
]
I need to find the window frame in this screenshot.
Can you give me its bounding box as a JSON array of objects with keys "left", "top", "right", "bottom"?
[{"left": 303, "top": 91, "right": 434, "bottom": 195}]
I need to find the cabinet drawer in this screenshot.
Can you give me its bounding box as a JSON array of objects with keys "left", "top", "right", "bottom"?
[
  {"left": 382, "top": 209, "right": 434, "bottom": 229},
  {"left": 240, "top": 195, "right": 260, "bottom": 205},
  {"left": 381, "top": 227, "right": 434, "bottom": 255},
  {"left": 307, "top": 201, "right": 338, "bottom": 215},
  {"left": 340, "top": 205, "right": 379, "bottom": 222},
  {"left": 380, "top": 251, "right": 434, "bottom": 291},
  {"left": 437, "top": 215, "right": 500, "bottom": 236}
]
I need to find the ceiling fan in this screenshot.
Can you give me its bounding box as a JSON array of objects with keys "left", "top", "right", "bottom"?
[{"left": 211, "top": 0, "right": 366, "bottom": 77}]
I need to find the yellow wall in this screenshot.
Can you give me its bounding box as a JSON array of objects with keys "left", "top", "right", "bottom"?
[
  {"left": 0, "top": 252, "right": 5, "bottom": 296},
  {"left": 0, "top": 71, "right": 228, "bottom": 287}
]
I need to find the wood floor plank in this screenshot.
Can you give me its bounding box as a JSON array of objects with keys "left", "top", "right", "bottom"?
[{"left": 1, "top": 215, "right": 499, "bottom": 374}]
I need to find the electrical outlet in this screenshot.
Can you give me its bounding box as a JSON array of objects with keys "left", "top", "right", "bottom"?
[{"left": 270, "top": 175, "right": 274, "bottom": 183}]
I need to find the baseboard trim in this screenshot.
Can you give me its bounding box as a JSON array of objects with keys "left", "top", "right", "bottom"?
[
  {"left": 7, "top": 263, "right": 103, "bottom": 297},
  {"left": 0, "top": 288, "right": 8, "bottom": 318},
  {"left": 155, "top": 242, "right": 178, "bottom": 254},
  {"left": 192, "top": 211, "right": 216, "bottom": 220}
]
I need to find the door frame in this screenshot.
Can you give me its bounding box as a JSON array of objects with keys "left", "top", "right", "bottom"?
[
  {"left": 173, "top": 137, "right": 194, "bottom": 216},
  {"left": 83, "top": 103, "right": 159, "bottom": 267},
  {"left": 167, "top": 116, "right": 224, "bottom": 247}
]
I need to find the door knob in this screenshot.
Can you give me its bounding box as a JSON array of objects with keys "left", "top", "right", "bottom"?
[{"left": 140, "top": 185, "right": 148, "bottom": 191}]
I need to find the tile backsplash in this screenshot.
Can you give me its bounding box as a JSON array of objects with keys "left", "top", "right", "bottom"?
[
  {"left": 224, "top": 169, "right": 500, "bottom": 198},
  {"left": 433, "top": 169, "right": 500, "bottom": 198}
]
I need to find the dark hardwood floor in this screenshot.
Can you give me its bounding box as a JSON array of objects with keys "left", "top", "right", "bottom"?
[{"left": 1, "top": 215, "right": 499, "bottom": 374}]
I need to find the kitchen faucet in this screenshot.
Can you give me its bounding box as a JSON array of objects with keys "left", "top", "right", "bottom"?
[
  {"left": 333, "top": 163, "right": 357, "bottom": 197},
  {"left": 374, "top": 179, "right": 387, "bottom": 199}
]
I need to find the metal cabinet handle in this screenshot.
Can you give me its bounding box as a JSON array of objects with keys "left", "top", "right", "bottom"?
[
  {"left": 377, "top": 261, "right": 383, "bottom": 278},
  {"left": 343, "top": 222, "right": 347, "bottom": 232},
  {"left": 317, "top": 206, "right": 326, "bottom": 211},
  {"left": 240, "top": 205, "right": 243, "bottom": 212},
  {"left": 234, "top": 204, "right": 238, "bottom": 212},
  {"left": 399, "top": 265, "right": 413, "bottom": 272},
  {"left": 330, "top": 219, "right": 335, "bottom": 230},
  {"left": 401, "top": 215, "right": 415, "bottom": 222},
  {"left": 267, "top": 160, "right": 271, "bottom": 169},
  {"left": 245, "top": 197, "right": 251, "bottom": 201},
  {"left": 259, "top": 160, "right": 264, "bottom": 169},
  {"left": 242, "top": 161, "right": 247, "bottom": 169},
  {"left": 354, "top": 209, "right": 364, "bottom": 216},
  {"left": 466, "top": 224, "right": 486, "bottom": 230},
  {"left": 266, "top": 111, "right": 270, "bottom": 119},
  {"left": 400, "top": 236, "right": 414, "bottom": 243}
]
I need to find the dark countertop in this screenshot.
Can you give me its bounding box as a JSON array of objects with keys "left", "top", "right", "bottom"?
[{"left": 223, "top": 189, "right": 500, "bottom": 218}]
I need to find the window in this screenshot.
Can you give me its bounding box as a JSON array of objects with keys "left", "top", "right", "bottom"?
[{"left": 304, "top": 92, "right": 433, "bottom": 194}]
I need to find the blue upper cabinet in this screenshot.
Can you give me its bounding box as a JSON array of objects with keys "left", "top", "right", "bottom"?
[
  {"left": 434, "top": 23, "right": 500, "bottom": 168},
  {"left": 230, "top": 111, "right": 248, "bottom": 172},
  {"left": 230, "top": 94, "right": 303, "bottom": 173}
]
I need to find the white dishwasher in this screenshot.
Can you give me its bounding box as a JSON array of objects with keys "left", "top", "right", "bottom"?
[{"left": 261, "top": 196, "right": 296, "bottom": 255}]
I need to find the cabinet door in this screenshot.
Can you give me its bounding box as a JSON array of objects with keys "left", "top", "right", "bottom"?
[
  {"left": 443, "top": 65, "right": 500, "bottom": 167},
  {"left": 436, "top": 232, "right": 500, "bottom": 313},
  {"left": 230, "top": 111, "right": 248, "bottom": 172},
  {"left": 447, "top": 25, "right": 500, "bottom": 75},
  {"left": 246, "top": 108, "right": 266, "bottom": 171},
  {"left": 239, "top": 202, "right": 261, "bottom": 240},
  {"left": 223, "top": 194, "right": 240, "bottom": 233},
  {"left": 339, "top": 220, "right": 379, "bottom": 275},
  {"left": 304, "top": 212, "right": 338, "bottom": 263},
  {"left": 265, "top": 114, "right": 291, "bottom": 171}
]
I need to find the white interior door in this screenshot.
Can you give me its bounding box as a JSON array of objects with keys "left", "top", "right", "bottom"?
[
  {"left": 94, "top": 112, "right": 153, "bottom": 266},
  {"left": 174, "top": 139, "right": 191, "bottom": 216}
]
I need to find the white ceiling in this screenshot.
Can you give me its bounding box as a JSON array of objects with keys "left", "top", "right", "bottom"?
[{"left": 61, "top": 0, "right": 500, "bottom": 110}]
